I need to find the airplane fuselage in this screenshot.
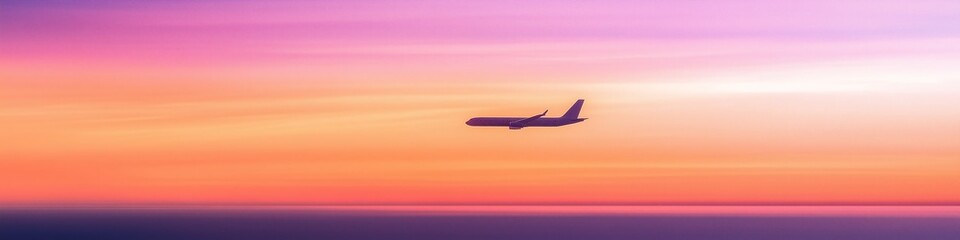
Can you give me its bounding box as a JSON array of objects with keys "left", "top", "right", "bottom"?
[
  {"left": 466, "top": 117, "right": 586, "bottom": 127},
  {"left": 466, "top": 99, "right": 586, "bottom": 130}
]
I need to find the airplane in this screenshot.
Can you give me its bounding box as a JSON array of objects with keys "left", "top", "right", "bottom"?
[{"left": 466, "top": 99, "right": 586, "bottom": 130}]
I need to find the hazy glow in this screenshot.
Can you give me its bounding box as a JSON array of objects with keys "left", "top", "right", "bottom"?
[
  {"left": 289, "top": 205, "right": 960, "bottom": 217},
  {"left": 1, "top": 0, "right": 959, "bottom": 204}
]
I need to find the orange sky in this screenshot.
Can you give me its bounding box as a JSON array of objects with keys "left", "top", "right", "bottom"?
[{"left": 2, "top": 1, "right": 960, "bottom": 204}]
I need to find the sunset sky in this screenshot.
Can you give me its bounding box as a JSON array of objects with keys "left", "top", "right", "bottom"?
[{"left": 2, "top": 0, "right": 959, "bottom": 205}]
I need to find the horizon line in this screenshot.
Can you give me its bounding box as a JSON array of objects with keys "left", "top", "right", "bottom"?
[{"left": 4, "top": 201, "right": 960, "bottom": 208}]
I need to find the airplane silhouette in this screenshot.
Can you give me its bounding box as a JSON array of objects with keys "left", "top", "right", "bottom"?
[{"left": 466, "top": 99, "right": 586, "bottom": 130}]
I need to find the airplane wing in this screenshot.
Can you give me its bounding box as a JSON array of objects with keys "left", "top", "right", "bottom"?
[{"left": 508, "top": 110, "right": 548, "bottom": 129}]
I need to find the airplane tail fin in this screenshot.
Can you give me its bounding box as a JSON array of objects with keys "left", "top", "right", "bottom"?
[{"left": 561, "top": 99, "right": 584, "bottom": 119}]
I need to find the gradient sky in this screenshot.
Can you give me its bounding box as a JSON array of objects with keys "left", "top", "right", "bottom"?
[{"left": 2, "top": 0, "right": 960, "bottom": 205}]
